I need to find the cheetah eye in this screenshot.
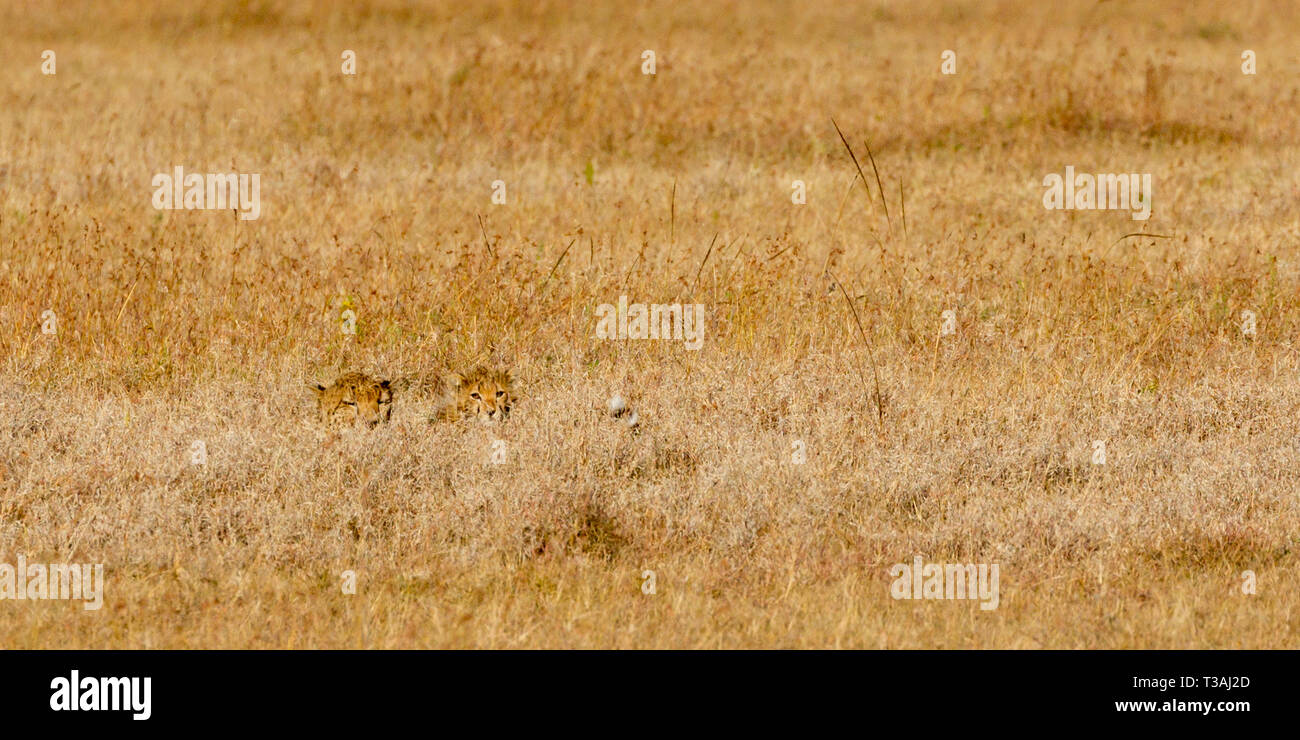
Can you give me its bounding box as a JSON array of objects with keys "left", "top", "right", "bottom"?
[
  {"left": 343, "top": 400, "right": 357, "bottom": 406},
  {"left": 470, "top": 392, "right": 481, "bottom": 400}
]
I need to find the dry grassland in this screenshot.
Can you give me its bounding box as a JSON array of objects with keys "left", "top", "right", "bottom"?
[{"left": 1, "top": 0, "right": 1298, "bottom": 647}]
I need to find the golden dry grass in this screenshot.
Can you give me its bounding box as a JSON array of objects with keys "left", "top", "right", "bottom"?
[{"left": 1, "top": 0, "right": 1298, "bottom": 648}]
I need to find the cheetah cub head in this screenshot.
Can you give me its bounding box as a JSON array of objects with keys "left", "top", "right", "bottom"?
[
  {"left": 309, "top": 372, "right": 404, "bottom": 427},
  {"left": 440, "top": 367, "right": 514, "bottom": 423}
]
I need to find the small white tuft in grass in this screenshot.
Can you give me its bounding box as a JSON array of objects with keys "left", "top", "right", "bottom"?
[
  {"left": 608, "top": 394, "right": 638, "bottom": 427},
  {"left": 608, "top": 395, "right": 627, "bottom": 415}
]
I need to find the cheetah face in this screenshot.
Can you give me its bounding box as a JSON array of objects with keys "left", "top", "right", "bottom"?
[
  {"left": 449, "top": 368, "right": 513, "bottom": 423},
  {"left": 310, "top": 372, "right": 398, "bottom": 427}
]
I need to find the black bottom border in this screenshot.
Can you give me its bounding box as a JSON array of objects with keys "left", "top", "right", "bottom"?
[{"left": 3, "top": 649, "right": 1284, "bottom": 728}]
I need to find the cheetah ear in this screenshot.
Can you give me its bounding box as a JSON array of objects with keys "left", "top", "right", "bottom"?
[
  {"left": 308, "top": 383, "right": 327, "bottom": 396},
  {"left": 445, "top": 372, "right": 466, "bottom": 389}
]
